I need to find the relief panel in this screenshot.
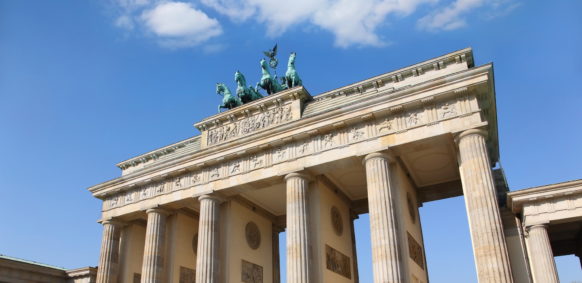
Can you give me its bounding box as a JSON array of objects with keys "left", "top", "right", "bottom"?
[
  {"left": 241, "top": 260, "right": 263, "bottom": 283},
  {"left": 407, "top": 232, "right": 424, "bottom": 269},
  {"left": 325, "top": 244, "right": 351, "bottom": 279},
  {"left": 207, "top": 104, "right": 293, "bottom": 146}
]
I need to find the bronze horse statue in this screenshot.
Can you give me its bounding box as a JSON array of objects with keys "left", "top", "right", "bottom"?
[
  {"left": 216, "top": 83, "right": 241, "bottom": 112},
  {"left": 257, "top": 58, "right": 286, "bottom": 95},
  {"left": 285, "top": 52, "right": 302, "bottom": 88},
  {"left": 235, "top": 70, "right": 262, "bottom": 104}
]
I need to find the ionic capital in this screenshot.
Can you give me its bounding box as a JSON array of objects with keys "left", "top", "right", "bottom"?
[{"left": 455, "top": 128, "right": 488, "bottom": 144}]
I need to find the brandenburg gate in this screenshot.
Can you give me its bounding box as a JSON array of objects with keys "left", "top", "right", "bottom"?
[{"left": 89, "top": 48, "right": 573, "bottom": 283}]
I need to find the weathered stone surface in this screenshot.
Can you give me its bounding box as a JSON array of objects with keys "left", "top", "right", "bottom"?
[{"left": 457, "top": 129, "right": 513, "bottom": 283}]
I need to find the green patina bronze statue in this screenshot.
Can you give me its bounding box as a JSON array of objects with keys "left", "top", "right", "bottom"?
[
  {"left": 284, "top": 52, "right": 302, "bottom": 88},
  {"left": 214, "top": 45, "right": 303, "bottom": 110},
  {"left": 263, "top": 44, "right": 279, "bottom": 70},
  {"left": 258, "top": 58, "right": 287, "bottom": 95},
  {"left": 235, "top": 70, "right": 262, "bottom": 104},
  {"left": 216, "top": 82, "right": 242, "bottom": 112}
]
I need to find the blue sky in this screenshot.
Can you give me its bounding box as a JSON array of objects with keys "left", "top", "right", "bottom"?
[{"left": 0, "top": 0, "right": 581, "bottom": 282}]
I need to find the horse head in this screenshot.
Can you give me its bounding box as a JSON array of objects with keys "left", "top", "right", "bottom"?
[
  {"left": 289, "top": 52, "right": 297, "bottom": 65},
  {"left": 234, "top": 70, "right": 246, "bottom": 87},
  {"left": 216, "top": 83, "right": 230, "bottom": 96}
]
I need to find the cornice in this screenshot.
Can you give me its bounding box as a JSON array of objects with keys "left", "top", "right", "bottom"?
[
  {"left": 87, "top": 63, "right": 493, "bottom": 199},
  {"left": 507, "top": 179, "right": 582, "bottom": 213},
  {"left": 116, "top": 136, "right": 200, "bottom": 170},
  {"left": 313, "top": 47, "right": 474, "bottom": 102}
]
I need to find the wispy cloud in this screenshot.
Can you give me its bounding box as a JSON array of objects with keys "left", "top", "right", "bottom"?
[
  {"left": 108, "top": 0, "right": 521, "bottom": 49},
  {"left": 417, "top": 0, "right": 521, "bottom": 31},
  {"left": 201, "top": 0, "right": 436, "bottom": 48}
]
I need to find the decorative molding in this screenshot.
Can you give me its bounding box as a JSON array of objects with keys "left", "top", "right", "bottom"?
[
  {"left": 117, "top": 137, "right": 199, "bottom": 170},
  {"left": 206, "top": 104, "right": 293, "bottom": 146},
  {"left": 103, "top": 92, "right": 476, "bottom": 211}
]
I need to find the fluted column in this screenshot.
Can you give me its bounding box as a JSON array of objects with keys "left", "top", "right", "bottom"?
[
  {"left": 141, "top": 208, "right": 169, "bottom": 283},
  {"left": 285, "top": 172, "right": 312, "bottom": 283},
  {"left": 526, "top": 225, "right": 559, "bottom": 283},
  {"left": 195, "top": 195, "right": 221, "bottom": 283},
  {"left": 96, "top": 219, "right": 123, "bottom": 283},
  {"left": 456, "top": 129, "right": 513, "bottom": 282},
  {"left": 363, "top": 152, "right": 406, "bottom": 283}
]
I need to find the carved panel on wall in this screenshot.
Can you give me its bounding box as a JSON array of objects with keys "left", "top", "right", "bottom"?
[
  {"left": 377, "top": 117, "right": 394, "bottom": 133},
  {"left": 406, "top": 109, "right": 424, "bottom": 128},
  {"left": 325, "top": 245, "right": 351, "bottom": 279},
  {"left": 207, "top": 104, "right": 293, "bottom": 146},
  {"left": 407, "top": 232, "right": 425, "bottom": 269},
  {"left": 245, "top": 221, "right": 261, "bottom": 250},
  {"left": 437, "top": 101, "right": 457, "bottom": 119},
  {"left": 331, "top": 206, "right": 343, "bottom": 236},
  {"left": 348, "top": 125, "right": 366, "bottom": 143},
  {"left": 179, "top": 266, "right": 196, "bottom": 283},
  {"left": 241, "top": 260, "right": 263, "bottom": 283}
]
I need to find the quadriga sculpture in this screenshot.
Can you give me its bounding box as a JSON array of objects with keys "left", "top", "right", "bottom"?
[
  {"left": 257, "top": 58, "right": 287, "bottom": 95},
  {"left": 235, "top": 70, "right": 262, "bottom": 104},
  {"left": 216, "top": 83, "right": 241, "bottom": 112},
  {"left": 285, "top": 52, "right": 302, "bottom": 88}
]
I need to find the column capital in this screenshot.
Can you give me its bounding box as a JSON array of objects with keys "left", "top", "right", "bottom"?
[
  {"left": 145, "top": 207, "right": 170, "bottom": 216},
  {"left": 526, "top": 223, "right": 549, "bottom": 235},
  {"left": 198, "top": 194, "right": 224, "bottom": 203},
  {"left": 455, "top": 128, "right": 488, "bottom": 143},
  {"left": 362, "top": 152, "right": 394, "bottom": 165},
  {"left": 99, "top": 218, "right": 124, "bottom": 226},
  {"left": 284, "top": 172, "right": 313, "bottom": 182}
]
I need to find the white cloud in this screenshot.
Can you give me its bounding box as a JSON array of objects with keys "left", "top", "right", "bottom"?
[
  {"left": 108, "top": 0, "right": 520, "bottom": 49},
  {"left": 201, "top": 0, "right": 435, "bottom": 47},
  {"left": 110, "top": 1, "right": 222, "bottom": 48},
  {"left": 141, "top": 2, "right": 222, "bottom": 47}
]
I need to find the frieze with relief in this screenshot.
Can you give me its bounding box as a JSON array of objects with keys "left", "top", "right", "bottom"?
[
  {"left": 207, "top": 104, "right": 293, "bottom": 146},
  {"left": 104, "top": 93, "right": 472, "bottom": 211}
]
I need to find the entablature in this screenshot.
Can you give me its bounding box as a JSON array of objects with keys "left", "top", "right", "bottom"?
[{"left": 89, "top": 63, "right": 497, "bottom": 218}]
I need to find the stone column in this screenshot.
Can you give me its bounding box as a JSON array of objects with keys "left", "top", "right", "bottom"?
[
  {"left": 195, "top": 195, "right": 221, "bottom": 283},
  {"left": 363, "top": 152, "right": 406, "bottom": 283},
  {"left": 456, "top": 129, "right": 514, "bottom": 282},
  {"left": 526, "top": 225, "right": 559, "bottom": 283},
  {"left": 141, "top": 208, "right": 169, "bottom": 283},
  {"left": 285, "top": 172, "right": 312, "bottom": 283},
  {"left": 96, "top": 219, "right": 123, "bottom": 283}
]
